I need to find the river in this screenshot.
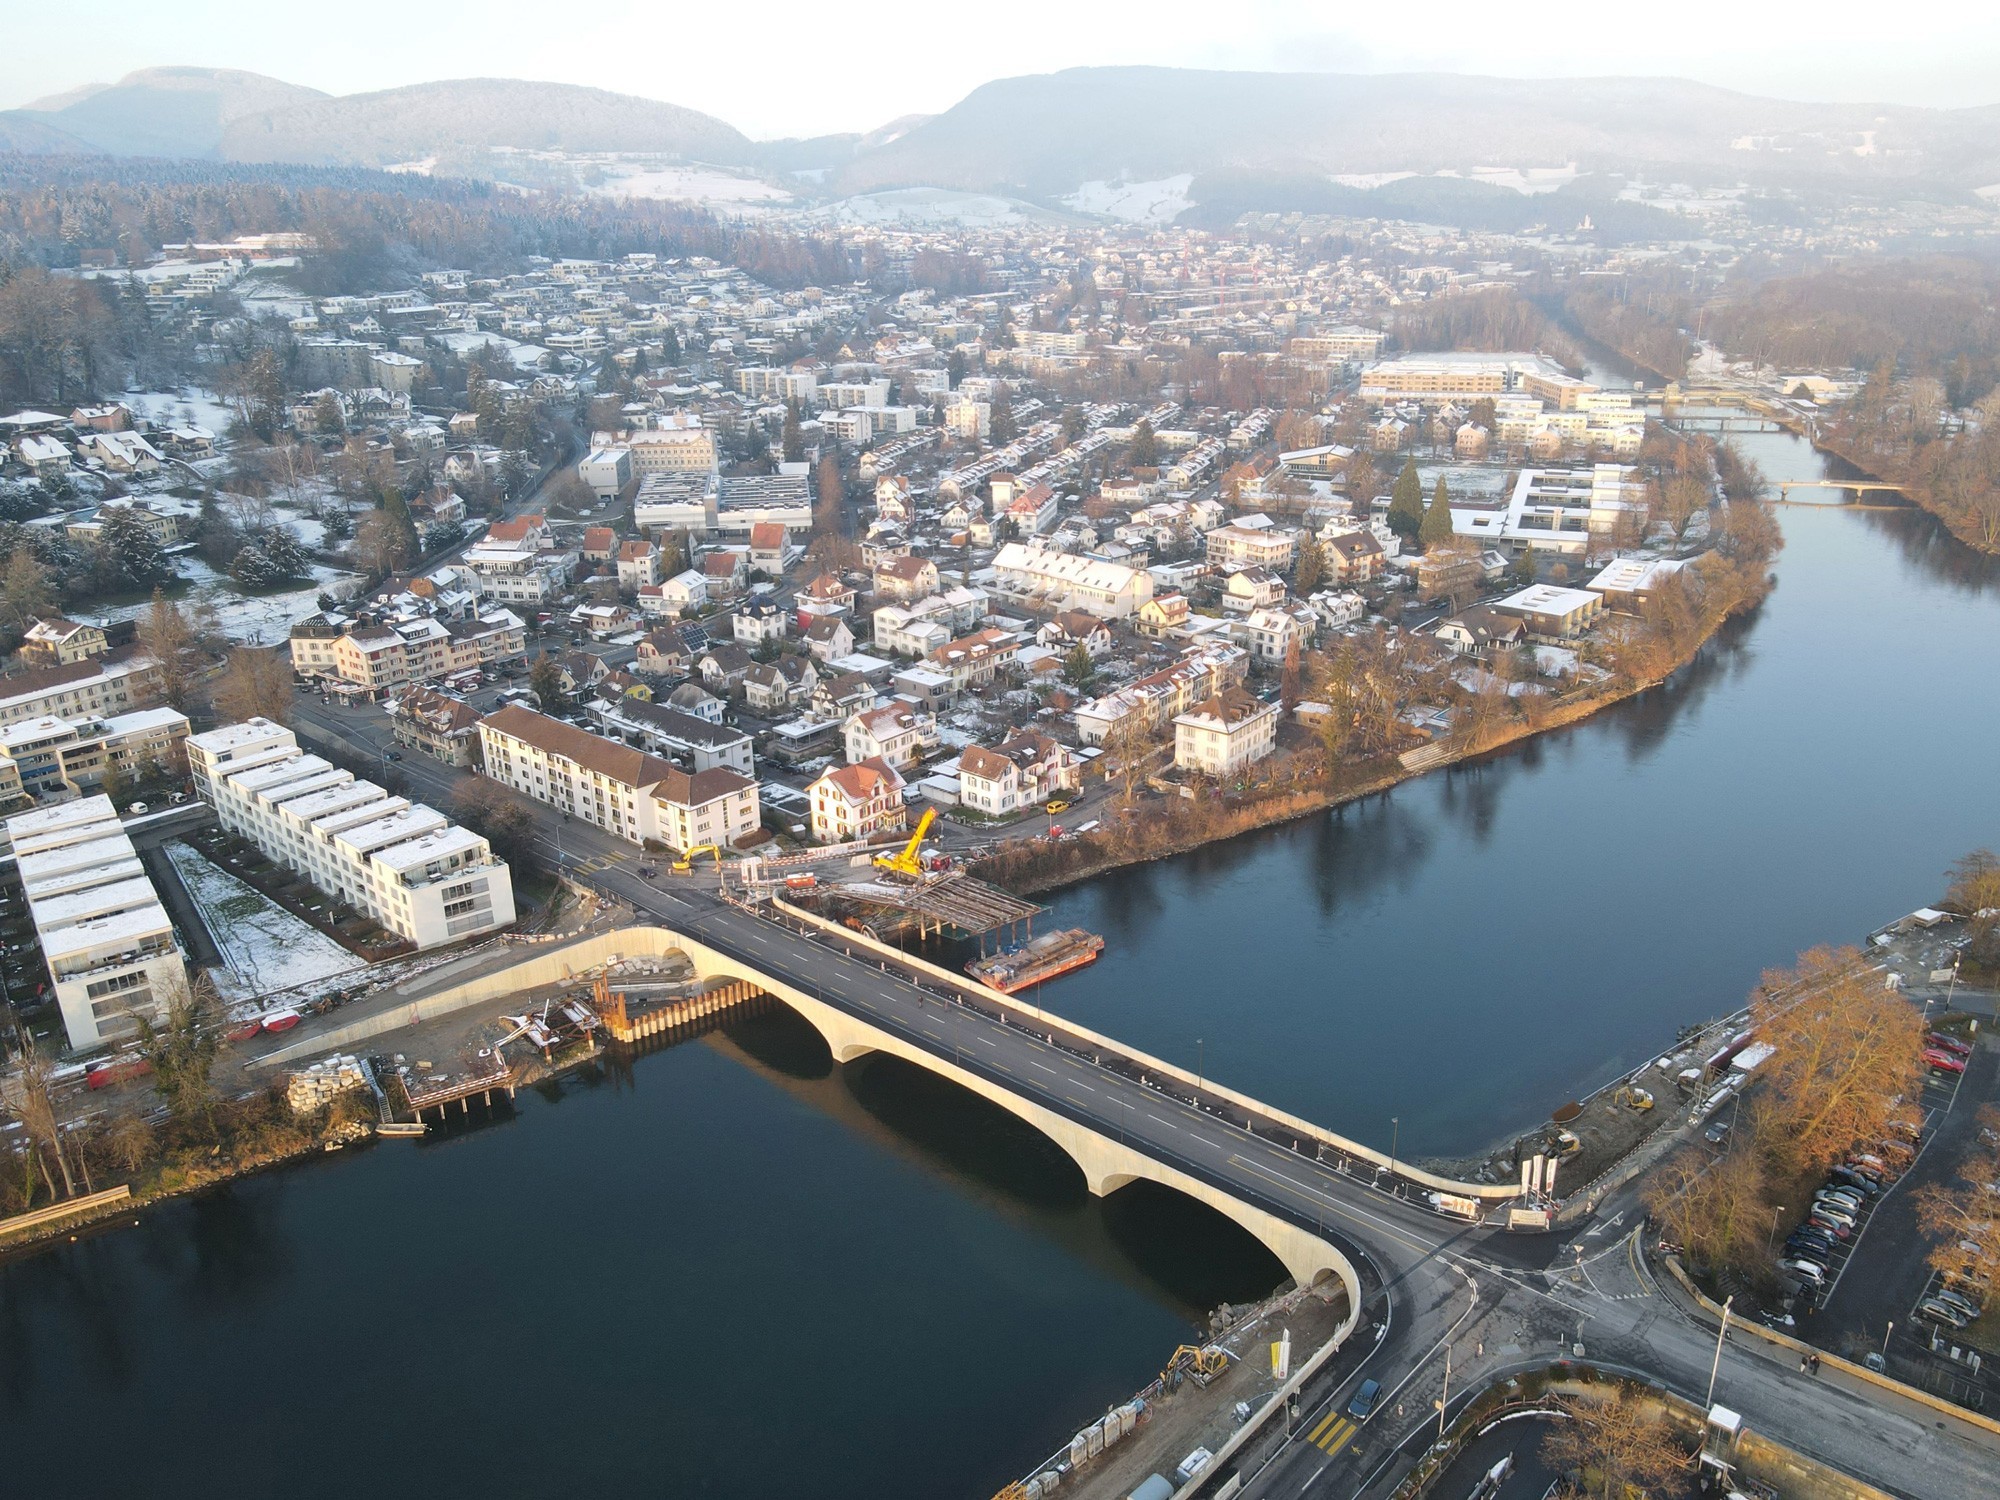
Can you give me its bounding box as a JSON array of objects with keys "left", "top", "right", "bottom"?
[{"left": 5, "top": 421, "right": 1998, "bottom": 1499}]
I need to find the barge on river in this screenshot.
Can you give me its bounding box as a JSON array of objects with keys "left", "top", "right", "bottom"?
[{"left": 966, "top": 929, "right": 1104, "bottom": 994}]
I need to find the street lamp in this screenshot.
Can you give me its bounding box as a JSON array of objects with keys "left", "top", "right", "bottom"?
[
  {"left": 1194, "top": 1038, "right": 1204, "bottom": 1100},
  {"left": 1881, "top": 1321, "right": 1894, "bottom": 1359},
  {"left": 1389, "top": 1116, "right": 1400, "bottom": 1178},
  {"left": 1767, "top": 1205, "right": 1785, "bottom": 1254},
  {"left": 1706, "top": 1295, "right": 1733, "bottom": 1411}
]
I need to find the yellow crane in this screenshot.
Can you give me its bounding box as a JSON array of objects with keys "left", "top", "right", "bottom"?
[
  {"left": 671, "top": 843, "right": 722, "bottom": 874},
  {"left": 872, "top": 807, "right": 936, "bottom": 880}
]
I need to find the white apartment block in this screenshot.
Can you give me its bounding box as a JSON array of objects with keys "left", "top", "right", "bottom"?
[
  {"left": 1205, "top": 523, "right": 1297, "bottom": 572},
  {"left": 0, "top": 707, "right": 188, "bottom": 805},
  {"left": 735, "top": 365, "right": 819, "bottom": 402},
  {"left": 187, "top": 720, "right": 515, "bottom": 950},
  {"left": 478, "top": 704, "right": 759, "bottom": 853},
  {"left": 292, "top": 610, "right": 526, "bottom": 694},
  {"left": 991, "top": 542, "right": 1154, "bottom": 619},
  {"left": 7, "top": 795, "right": 185, "bottom": 1051}
]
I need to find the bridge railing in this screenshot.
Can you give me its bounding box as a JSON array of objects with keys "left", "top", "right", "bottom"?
[{"left": 767, "top": 896, "right": 1521, "bottom": 1205}]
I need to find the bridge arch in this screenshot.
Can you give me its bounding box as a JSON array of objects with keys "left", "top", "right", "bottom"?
[{"left": 703, "top": 952, "right": 1362, "bottom": 1306}]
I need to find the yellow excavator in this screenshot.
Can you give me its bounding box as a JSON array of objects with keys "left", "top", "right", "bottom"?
[
  {"left": 1161, "top": 1343, "right": 1229, "bottom": 1390},
  {"left": 872, "top": 807, "right": 936, "bottom": 880},
  {"left": 671, "top": 843, "right": 721, "bottom": 874}
]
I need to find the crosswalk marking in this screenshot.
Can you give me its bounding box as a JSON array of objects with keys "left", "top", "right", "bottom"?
[
  {"left": 1315, "top": 1416, "right": 1357, "bottom": 1455},
  {"left": 1308, "top": 1410, "right": 1339, "bottom": 1443}
]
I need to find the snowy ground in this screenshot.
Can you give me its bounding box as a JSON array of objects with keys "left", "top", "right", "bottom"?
[
  {"left": 809, "top": 190, "right": 1060, "bottom": 228},
  {"left": 1063, "top": 175, "right": 1194, "bottom": 225},
  {"left": 120, "top": 386, "right": 237, "bottom": 438},
  {"left": 86, "top": 554, "right": 357, "bottom": 646},
  {"left": 164, "top": 841, "right": 365, "bottom": 1007},
  {"left": 586, "top": 163, "right": 792, "bottom": 205}
]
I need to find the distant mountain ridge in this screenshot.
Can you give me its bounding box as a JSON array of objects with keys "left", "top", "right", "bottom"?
[{"left": 6, "top": 62, "right": 2000, "bottom": 209}]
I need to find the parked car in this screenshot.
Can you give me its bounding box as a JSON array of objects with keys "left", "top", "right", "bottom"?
[
  {"left": 1806, "top": 1212, "right": 1853, "bottom": 1239},
  {"left": 1932, "top": 1288, "right": 1982, "bottom": 1321},
  {"left": 1815, "top": 1188, "right": 1865, "bottom": 1214},
  {"left": 1917, "top": 1297, "right": 1971, "bottom": 1329},
  {"left": 1780, "top": 1258, "right": 1829, "bottom": 1285},
  {"left": 1828, "top": 1166, "right": 1881, "bottom": 1195},
  {"left": 1923, "top": 1049, "right": 1968, "bottom": 1074},
  {"left": 1926, "top": 1033, "right": 1974, "bottom": 1058}
]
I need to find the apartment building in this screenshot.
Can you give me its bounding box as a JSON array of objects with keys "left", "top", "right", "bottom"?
[
  {"left": 291, "top": 608, "right": 526, "bottom": 694},
  {"left": 0, "top": 707, "right": 189, "bottom": 803},
  {"left": 187, "top": 720, "right": 515, "bottom": 950},
  {"left": 477, "top": 704, "right": 759, "bottom": 852},
  {"left": 1173, "top": 688, "right": 1280, "bottom": 777},
  {"left": 991, "top": 542, "right": 1154, "bottom": 619},
  {"left": 19, "top": 617, "right": 109, "bottom": 667},
  {"left": 1205, "top": 522, "right": 1296, "bottom": 572},
  {"left": 461, "top": 515, "right": 578, "bottom": 604},
  {"left": 587, "top": 696, "right": 755, "bottom": 775},
  {"left": 734, "top": 365, "right": 818, "bottom": 402},
  {"left": 626, "top": 413, "right": 717, "bottom": 475},
  {"left": 1074, "top": 644, "right": 1250, "bottom": 746},
  {"left": 0, "top": 652, "right": 159, "bottom": 728},
  {"left": 7, "top": 795, "right": 185, "bottom": 1050}
]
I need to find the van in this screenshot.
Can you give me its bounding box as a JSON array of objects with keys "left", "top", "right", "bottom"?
[{"left": 1346, "top": 1379, "right": 1383, "bottom": 1421}]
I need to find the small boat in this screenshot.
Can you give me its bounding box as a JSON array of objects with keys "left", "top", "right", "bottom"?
[
  {"left": 376, "top": 1121, "right": 427, "bottom": 1138},
  {"left": 260, "top": 1008, "right": 302, "bottom": 1034}
]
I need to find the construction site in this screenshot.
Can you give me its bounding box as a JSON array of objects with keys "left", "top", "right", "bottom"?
[{"left": 731, "top": 810, "right": 1105, "bottom": 996}]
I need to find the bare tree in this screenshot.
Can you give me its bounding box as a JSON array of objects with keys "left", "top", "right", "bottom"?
[
  {"left": 1747, "top": 946, "right": 1925, "bottom": 1175},
  {"left": 1540, "top": 1386, "right": 1692, "bottom": 1500},
  {"left": 1913, "top": 1104, "right": 2000, "bottom": 1294},
  {"left": 1643, "top": 1143, "right": 1769, "bottom": 1275},
  {"left": 214, "top": 646, "right": 294, "bottom": 726},
  {"left": 6, "top": 1033, "right": 77, "bottom": 1201},
  {"left": 135, "top": 970, "right": 223, "bottom": 1142},
  {"left": 137, "top": 588, "right": 204, "bottom": 712}
]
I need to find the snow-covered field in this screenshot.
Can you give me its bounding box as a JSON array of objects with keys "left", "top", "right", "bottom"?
[
  {"left": 120, "top": 386, "right": 236, "bottom": 437},
  {"left": 810, "top": 189, "right": 1058, "bottom": 228},
  {"left": 1063, "top": 175, "right": 1194, "bottom": 225},
  {"left": 1330, "top": 165, "right": 1579, "bottom": 196},
  {"left": 164, "top": 841, "right": 365, "bottom": 1006},
  {"left": 586, "top": 164, "right": 792, "bottom": 205},
  {"left": 87, "top": 555, "right": 357, "bottom": 645}
]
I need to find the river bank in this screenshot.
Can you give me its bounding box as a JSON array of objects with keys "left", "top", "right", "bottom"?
[
  {"left": 976, "top": 569, "right": 1772, "bottom": 901},
  {"left": 1801, "top": 430, "right": 2000, "bottom": 557}
]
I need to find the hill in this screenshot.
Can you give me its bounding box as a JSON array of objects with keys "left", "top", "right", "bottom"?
[
  {"left": 219, "top": 78, "right": 752, "bottom": 167},
  {"left": 833, "top": 67, "right": 2000, "bottom": 200},
  {"left": 8, "top": 66, "right": 325, "bottom": 157}
]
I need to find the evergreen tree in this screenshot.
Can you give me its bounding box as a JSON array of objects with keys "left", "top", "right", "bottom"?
[
  {"left": 1419, "top": 476, "right": 1456, "bottom": 549},
  {"left": 1387, "top": 458, "right": 1424, "bottom": 541},
  {"left": 990, "top": 397, "right": 1016, "bottom": 444},
  {"left": 95, "top": 506, "right": 176, "bottom": 592},
  {"left": 660, "top": 327, "right": 681, "bottom": 364},
  {"left": 781, "top": 399, "right": 805, "bottom": 463},
  {"left": 946, "top": 349, "right": 968, "bottom": 389},
  {"left": 1062, "top": 641, "right": 1096, "bottom": 689},
  {"left": 380, "top": 488, "right": 420, "bottom": 560},
  {"left": 1510, "top": 546, "right": 1539, "bottom": 587},
  {"left": 1129, "top": 417, "right": 1158, "bottom": 468},
  {"left": 191, "top": 492, "right": 243, "bottom": 568},
  {"left": 528, "top": 651, "right": 566, "bottom": 712}
]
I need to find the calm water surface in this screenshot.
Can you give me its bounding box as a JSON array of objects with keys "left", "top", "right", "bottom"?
[{"left": 5, "top": 424, "right": 1997, "bottom": 1498}]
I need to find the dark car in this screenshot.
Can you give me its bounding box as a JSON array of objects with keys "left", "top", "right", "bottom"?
[
  {"left": 1346, "top": 1379, "right": 1383, "bottom": 1421},
  {"left": 1828, "top": 1166, "right": 1880, "bottom": 1195}
]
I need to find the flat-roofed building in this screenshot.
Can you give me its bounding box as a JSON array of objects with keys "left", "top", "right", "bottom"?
[
  {"left": 1490, "top": 584, "right": 1605, "bottom": 641},
  {"left": 187, "top": 720, "right": 514, "bottom": 949},
  {"left": 0, "top": 706, "right": 189, "bottom": 804},
  {"left": 7, "top": 795, "right": 184, "bottom": 1050},
  {"left": 991, "top": 542, "right": 1153, "bottom": 619}
]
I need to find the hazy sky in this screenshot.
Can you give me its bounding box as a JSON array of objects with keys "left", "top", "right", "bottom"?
[{"left": 6, "top": 0, "right": 1999, "bottom": 138}]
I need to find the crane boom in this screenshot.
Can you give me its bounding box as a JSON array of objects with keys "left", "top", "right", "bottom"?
[{"left": 872, "top": 807, "right": 935, "bottom": 879}]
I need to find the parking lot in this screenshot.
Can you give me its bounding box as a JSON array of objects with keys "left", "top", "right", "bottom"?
[{"left": 1810, "top": 1025, "right": 1995, "bottom": 1408}]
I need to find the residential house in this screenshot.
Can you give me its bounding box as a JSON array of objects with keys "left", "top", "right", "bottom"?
[
  {"left": 803, "top": 615, "right": 856, "bottom": 663},
  {"left": 20, "top": 618, "right": 109, "bottom": 667},
  {"left": 797, "top": 572, "right": 858, "bottom": 625},
  {"left": 1490, "top": 584, "right": 1604, "bottom": 641},
  {"left": 582, "top": 527, "right": 618, "bottom": 565},
  {"left": 701, "top": 549, "right": 747, "bottom": 599},
  {"left": 1236, "top": 606, "right": 1305, "bottom": 665},
  {"left": 1434, "top": 606, "right": 1526, "bottom": 657},
  {"left": 1222, "top": 567, "right": 1287, "bottom": 615},
  {"left": 927, "top": 629, "right": 1019, "bottom": 694},
  {"left": 872, "top": 554, "right": 939, "bottom": 605},
  {"left": 807, "top": 758, "right": 907, "bottom": 842},
  {"left": 1074, "top": 644, "right": 1249, "bottom": 746},
  {"left": 992, "top": 543, "right": 1153, "bottom": 619},
  {"left": 695, "top": 642, "right": 755, "bottom": 692},
  {"left": 1035, "top": 611, "right": 1115, "bottom": 658},
  {"left": 1136, "top": 594, "right": 1191, "bottom": 638},
  {"left": 1206, "top": 521, "right": 1295, "bottom": 572},
  {"left": 812, "top": 671, "right": 877, "bottom": 721},
  {"left": 748, "top": 521, "right": 790, "bottom": 576},
  {"left": 1325, "top": 531, "right": 1385, "bottom": 585},
  {"left": 642, "top": 569, "right": 708, "bottom": 618},
  {"left": 844, "top": 702, "right": 938, "bottom": 771},
  {"left": 1173, "top": 687, "right": 1280, "bottom": 777},
  {"left": 589, "top": 696, "right": 752, "bottom": 774},
  {"left": 616, "top": 539, "right": 662, "bottom": 592},
  {"left": 1005, "top": 482, "right": 1060, "bottom": 536},
  {"left": 957, "top": 732, "right": 1079, "bottom": 817},
  {"left": 390, "top": 685, "right": 485, "bottom": 766},
  {"left": 732, "top": 599, "right": 789, "bottom": 645}
]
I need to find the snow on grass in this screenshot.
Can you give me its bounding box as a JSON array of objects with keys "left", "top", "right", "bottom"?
[
  {"left": 164, "top": 841, "right": 365, "bottom": 1006},
  {"left": 1063, "top": 174, "right": 1194, "bottom": 225},
  {"left": 587, "top": 164, "right": 792, "bottom": 205},
  {"left": 120, "top": 386, "right": 237, "bottom": 438},
  {"left": 86, "top": 555, "right": 359, "bottom": 646}
]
